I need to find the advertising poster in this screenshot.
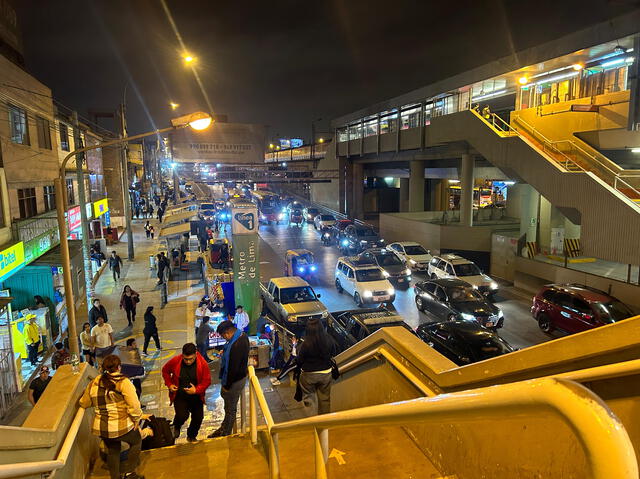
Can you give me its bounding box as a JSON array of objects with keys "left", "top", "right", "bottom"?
[{"left": 231, "top": 205, "right": 260, "bottom": 334}]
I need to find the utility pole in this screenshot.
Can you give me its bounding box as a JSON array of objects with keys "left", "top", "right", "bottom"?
[
  {"left": 119, "top": 103, "right": 135, "bottom": 260},
  {"left": 71, "top": 112, "right": 95, "bottom": 307}
]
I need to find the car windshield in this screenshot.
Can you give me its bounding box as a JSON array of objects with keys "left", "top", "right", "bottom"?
[
  {"left": 357, "top": 228, "right": 376, "bottom": 237},
  {"left": 321, "top": 215, "right": 335, "bottom": 221},
  {"left": 201, "top": 204, "right": 215, "bottom": 210},
  {"left": 356, "top": 269, "right": 385, "bottom": 282},
  {"left": 307, "top": 209, "right": 318, "bottom": 214},
  {"left": 592, "top": 300, "right": 633, "bottom": 323},
  {"left": 262, "top": 208, "right": 274, "bottom": 215},
  {"left": 466, "top": 334, "right": 513, "bottom": 360},
  {"left": 292, "top": 209, "right": 302, "bottom": 215},
  {"left": 404, "top": 245, "right": 428, "bottom": 255},
  {"left": 280, "top": 286, "right": 317, "bottom": 304},
  {"left": 337, "top": 222, "right": 351, "bottom": 229},
  {"left": 447, "top": 286, "right": 483, "bottom": 302},
  {"left": 453, "top": 263, "right": 481, "bottom": 277},
  {"left": 374, "top": 253, "right": 402, "bottom": 266}
]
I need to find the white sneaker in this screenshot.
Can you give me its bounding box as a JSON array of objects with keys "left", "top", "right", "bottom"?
[{"left": 269, "top": 378, "right": 281, "bottom": 386}]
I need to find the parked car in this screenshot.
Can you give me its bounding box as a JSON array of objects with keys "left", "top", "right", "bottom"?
[
  {"left": 327, "top": 308, "right": 414, "bottom": 353},
  {"left": 339, "top": 225, "right": 385, "bottom": 255},
  {"left": 427, "top": 254, "right": 498, "bottom": 297},
  {"left": 314, "top": 214, "right": 337, "bottom": 230},
  {"left": 359, "top": 248, "right": 412, "bottom": 289},
  {"left": 414, "top": 278, "right": 503, "bottom": 329},
  {"left": 531, "top": 283, "right": 634, "bottom": 334},
  {"left": 335, "top": 256, "right": 395, "bottom": 307},
  {"left": 388, "top": 242, "right": 432, "bottom": 272},
  {"left": 416, "top": 320, "right": 515, "bottom": 365},
  {"left": 303, "top": 207, "right": 320, "bottom": 223}
]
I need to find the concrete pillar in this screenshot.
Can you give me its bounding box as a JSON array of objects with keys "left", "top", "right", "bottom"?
[
  {"left": 399, "top": 178, "right": 409, "bottom": 212},
  {"left": 352, "top": 162, "right": 364, "bottom": 219},
  {"left": 460, "top": 154, "right": 474, "bottom": 226},
  {"left": 345, "top": 160, "right": 354, "bottom": 216},
  {"left": 520, "top": 184, "right": 539, "bottom": 243},
  {"left": 338, "top": 157, "right": 346, "bottom": 214},
  {"left": 408, "top": 160, "right": 425, "bottom": 211},
  {"left": 434, "top": 180, "right": 450, "bottom": 211}
]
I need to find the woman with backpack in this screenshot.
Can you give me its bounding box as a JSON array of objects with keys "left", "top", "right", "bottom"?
[
  {"left": 120, "top": 285, "right": 140, "bottom": 327},
  {"left": 296, "top": 317, "right": 338, "bottom": 415},
  {"left": 79, "top": 354, "right": 144, "bottom": 479}
]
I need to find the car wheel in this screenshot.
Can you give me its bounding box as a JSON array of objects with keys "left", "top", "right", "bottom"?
[
  {"left": 415, "top": 296, "right": 424, "bottom": 311},
  {"left": 354, "top": 292, "right": 363, "bottom": 307},
  {"left": 335, "top": 278, "right": 343, "bottom": 294},
  {"left": 538, "top": 313, "right": 553, "bottom": 333}
]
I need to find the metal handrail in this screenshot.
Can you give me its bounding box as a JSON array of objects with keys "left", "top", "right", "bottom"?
[
  {"left": 511, "top": 114, "right": 640, "bottom": 200},
  {"left": 0, "top": 407, "right": 85, "bottom": 479},
  {"left": 254, "top": 376, "right": 636, "bottom": 479},
  {"left": 247, "top": 366, "right": 280, "bottom": 478}
]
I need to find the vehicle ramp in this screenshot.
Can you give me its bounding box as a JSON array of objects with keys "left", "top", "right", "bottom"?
[{"left": 427, "top": 109, "right": 640, "bottom": 265}]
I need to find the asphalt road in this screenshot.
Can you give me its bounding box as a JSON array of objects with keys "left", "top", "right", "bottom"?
[{"left": 255, "top": 218, "right": 559, "bottom": 350}]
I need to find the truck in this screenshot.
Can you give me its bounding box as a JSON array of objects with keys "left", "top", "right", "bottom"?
[{"left": 260, "top": 276, "right": 329, "bottom": 336}]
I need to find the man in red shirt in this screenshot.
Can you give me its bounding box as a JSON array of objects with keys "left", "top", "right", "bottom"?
[{"left": 161, "top": 343, "right": 211, "bottom": 442}]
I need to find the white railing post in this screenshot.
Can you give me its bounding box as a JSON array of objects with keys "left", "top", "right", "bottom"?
[
  {"left": 269, "top": 433, "right": 280, "bottom": 479},
  {"left": 313, "top": 428, "right": 328, "bottom": 479},
  {"left": 250, "top": 385, "right": 258, "bottom": 445},
  {"left": 240, "top": 383, "right": 247, "bottom": 434}
]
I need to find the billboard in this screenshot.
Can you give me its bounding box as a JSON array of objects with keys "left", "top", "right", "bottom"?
[
  {"left": 170, "top": 122, "right": 265, "bottom": 165},
  {"left": 231, "top": 204, "right": 260, "bottom": 334}
]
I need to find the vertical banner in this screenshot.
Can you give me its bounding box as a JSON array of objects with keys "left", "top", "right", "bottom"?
[{"left": 231, "top": 204, "right": 260, "bottom": 334}]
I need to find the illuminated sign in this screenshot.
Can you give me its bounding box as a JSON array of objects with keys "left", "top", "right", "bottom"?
[
  {"left": 0, "top": 242, "right": 25, "bottom": 282},
  {"left": 67, "top": 206, "right": 82, "bottom": 231},
  {"left": 93, "top": 198, "right": 109, "bottom": 217},
  {"left": 86, "top": 202, "right": 93, "bottom": 220},
  {"left": 24, "top": 231, "right": 57, "bottom": 264}
]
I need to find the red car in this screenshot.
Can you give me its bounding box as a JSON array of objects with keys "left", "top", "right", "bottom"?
[
  {"left": 259, "top": 207, "right": 279, "bottom": 224},
  {"left": 531, "top": 283, "right": 634, "bottom": 334}
]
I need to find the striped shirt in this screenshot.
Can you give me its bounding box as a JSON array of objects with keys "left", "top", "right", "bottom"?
[{"left": 79, "top": 373, "right": 142, "bottom": 438}]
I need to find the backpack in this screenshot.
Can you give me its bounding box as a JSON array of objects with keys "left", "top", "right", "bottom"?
[{"left": 141, "top": 416, "right": 175, "bottom": 450}]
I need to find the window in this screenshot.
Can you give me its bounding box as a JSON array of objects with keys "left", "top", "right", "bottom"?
[
  {"left": 542, "top": 289, "right": 556, "bottom": 302},
  {"left": 571, "top": 298, "right": 592, "bottom": 315},
  {"left": 36, "top": 117, "right": 51, "bottom": 149},
  {"left": 66, "top": 179, "right": 75, "bottom": 205},
  {"left": 347, "top": 268, "right": 354, "bottom": 279},
  {"left": 272, "top": 286, "right": 279, "bottom": 301},
  {"left": 43, "top": 185, "right": 55, "bottom": 211},
  {"left": 434, "top": 286, "right": 447, "bottom": 302},
  {"left": 9, "top": 105, "right": 29, "bottom": 145},
  {"left": 446, "top": 263, "right": 455, "bottom": 275},
  {"left": 18, "top": 188, "right": 37, "bottom": 218},
  {"left": 59, "top": 123, "right": 70, "bottom": 151},
  {"left": 554, "top": 293, "right": 573, "bottom": 309},
  {"left": 423, "top": 282, "right": 437, "bottom": 294}
]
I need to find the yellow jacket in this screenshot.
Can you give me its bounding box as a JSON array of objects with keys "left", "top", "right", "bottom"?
[{"left": 24, "top": 322, "right": 40, "bottom": 345}]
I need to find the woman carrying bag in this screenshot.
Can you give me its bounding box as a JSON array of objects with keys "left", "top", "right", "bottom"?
[
  {"left": 295, "top": 317, "right": 338, "bottom": 415},
  {"left": 79, "top": 354, "right": 144, "bottom": 479},
  {"left": 120, "top": 285, "right": 140, "bottom": 327}
]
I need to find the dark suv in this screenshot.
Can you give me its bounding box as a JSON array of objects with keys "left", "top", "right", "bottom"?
[
  {"left": 531, "top": 283, "right": 634, "bottom": 334},
  {"left": 339, "top": 225, "right": 384, "bottom": 254},
  {"left": 360, "top": 248, "right": 412, "bottom": 288}
]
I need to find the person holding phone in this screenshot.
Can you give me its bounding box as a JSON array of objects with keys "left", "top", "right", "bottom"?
[{"left": 161, "top": 343, "right": 211, "bottom": 442}]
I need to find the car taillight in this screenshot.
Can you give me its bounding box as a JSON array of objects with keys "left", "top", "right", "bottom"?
[{"left": 583, "top": 314, "right": 593, "bottom": 320}]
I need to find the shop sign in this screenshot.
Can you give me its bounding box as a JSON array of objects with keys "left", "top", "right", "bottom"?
[
  {"left": 24, "top": 230, "right": 59, "bottom": 264},
  {"left": 104, "top": 210, "right": 111, "bottom": 226},
  {"left": 86, "top": 202, "right": 93, "bottom": 220},
  {"left": 94, "top": 198, "right": 109, "bottom": 217},
  {"left": 67, "top": 206, "right": 82, "bottom": 231},
  {"left": 0, "top": 242, "right": 25, "bottom": 282},
  {"left": 231, "top": 204, "right": 260, "bottom": 334}
]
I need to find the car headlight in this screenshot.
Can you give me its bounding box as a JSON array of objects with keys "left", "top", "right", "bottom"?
[
  {"left": 278, "top": 213, "right": 284, "bottom": 219},
  {"left": 382, "top": 270, "right": 390, "bottom": 277},
  {"left": 472, "top": 284, "right": 479, "bottom": 289},
  {"left": 310, "top": 265, "right": 317, "bottom": 272},
  {"left": 490, "top": 281, "right": 498, "bottom": 290},
  {"left": 321, "top": 310, "right": 328, "bottom": 318},
  {"left": 460, "top": 313, "right": 475, "bottom": 320},
  {"left": 379, "top": 239, "right": 385, "bottom": 243},
  {"left": 298, "top": 267, "right": 305, "bottom": 273},
  {"left": 387, "top": 288, "right": 395, "bottom": 296},
  {"left": 498, "top": 310, "right": 503, "bottom": 318},
  {"left": 341, "top": 239, "right": 349, "bottom": 246},
  {"left": 363, "top": 290, "right": 373, "bottom": 298},
  {"left": 261, "top": 215, "right": 266, "bottom": 219},
  {"left": 360, "top": 240, "right": 367, "bottom": 244},
  {"left": 405, "top": 268, "right": 411, "bottom": 276},
  {"left": 409, "top": 259, "right": 417, "bottom": 265}
]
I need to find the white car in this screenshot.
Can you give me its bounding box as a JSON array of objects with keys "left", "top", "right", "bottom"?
[
  {"left": 427, "top": 254, "right": 498, "bottom": 296},
  {"left": 388, "top": 242, "right": 432, "bottom": 272},
  {"left": 335, "top": 256, "right": 395, "bottom": 307},
  {"left": 314, "top": 214, "right": 337, "bottom": 230}
]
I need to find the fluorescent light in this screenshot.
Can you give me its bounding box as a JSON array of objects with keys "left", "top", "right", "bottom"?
[
  {"left": 525, "top": 71, "right": 579, "bottom": 87},
  {"left": 631, "top": 148, "right": 640, "bottom": 154},
  {"left": 601, "top": 57, "right": 626, "bottom": 68},
  {"left": 448, "top": 179, "right": 460, "bottom": 183},
  {"left": 504, "top": 181, "right": 516, "bottom": 186},
  {"left": 472, "top": 89, "right": 508, "bottom": 101}
]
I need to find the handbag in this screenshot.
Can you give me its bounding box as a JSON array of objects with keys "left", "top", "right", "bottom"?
[
  {"left": 133, "top": 295, "right": 140, "bottom": 304},
  {"left": 331, "top": 358, "right": 340, "bottom": 380}
]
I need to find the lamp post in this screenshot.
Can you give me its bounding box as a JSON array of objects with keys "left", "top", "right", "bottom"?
[{"left": 54, "top": 112, "right": 213, "bottom": 355}]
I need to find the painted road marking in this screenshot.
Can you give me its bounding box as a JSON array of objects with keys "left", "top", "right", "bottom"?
[{"left": 329, "top": 448, "right": 346, "bottom": 465}]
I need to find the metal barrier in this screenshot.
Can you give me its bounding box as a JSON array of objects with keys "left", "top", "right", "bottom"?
[{"left": 247, "top": 365, "right": 637, "bottom": 479}]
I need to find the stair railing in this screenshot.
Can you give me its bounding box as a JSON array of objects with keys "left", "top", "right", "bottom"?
[{"left": 247, "top": 366, "right": 637, "bottom": 479}]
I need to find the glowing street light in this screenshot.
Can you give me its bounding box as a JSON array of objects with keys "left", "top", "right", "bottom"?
[
  {"left": 183, "top": 54, "right": 195, "bottom": 64},
  {"left": 170, "top": 102, "right": 180, "bottom": 110},
  {"left": 170, "top": 111, "right": 213, "bottom": 130},
  {"left": 518, "top": 76, "right": 528, "bottom": 85},
  {"left": 318, "top": 138, "right": 324, "bottom": 143},
  {"left": 269, "top": 143, "right": 274, "bottom": 149}
]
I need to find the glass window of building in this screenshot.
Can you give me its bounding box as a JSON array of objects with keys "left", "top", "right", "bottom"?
[
  {"left": 36, "top": 117, "right": 52, "bottom": 149},
  {"left": 348, "top": 123, "right": 362, "bottom": 140},
  {"left": 337, "top": 127, "right": 348, "bottom": 142},
  {"left": 363, "top": 117, "right": 378, "bottom": 137},
  {"left": 18, "top": 188, "right": 37, "bottom": 218},
  {"left": 400, "top": 105, "right": 421, "bottom": 130},
  {"left": 9, "top": 105, "right": 29, "bottom": 145},
  {"left": 43, "top": 185, "right": 55, "bottom": 212},
  {"left": 66, "top": 178, "right": 75, "bottom": 204},
  {"left": 59, "top": 123, "right": 70, "bottom": 151}
]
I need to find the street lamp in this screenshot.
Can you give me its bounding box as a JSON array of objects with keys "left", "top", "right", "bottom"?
[
  {"left": 183, "top": 55, "right": 195, "bottom": 64},
  {"left": 170, "top": 102, "right": 180, "bottom": 110},
  {"left": 54, "top": 111, "right": 212, "bottom": 355}
]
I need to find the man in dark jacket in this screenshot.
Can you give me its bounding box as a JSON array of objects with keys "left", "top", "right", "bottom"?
[
  {"left": 88, "top": 298, "right": 108, "bottom": 328},
  {"left": 208, "top": 320, "right": 249, "bottom": 438},
  {"left": 109, "top": 251, "right": 123, "bottom": 281}
]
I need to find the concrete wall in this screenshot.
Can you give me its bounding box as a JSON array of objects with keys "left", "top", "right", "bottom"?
[{"left": 102, "top": 144, "right": 125, "bottom": 225}]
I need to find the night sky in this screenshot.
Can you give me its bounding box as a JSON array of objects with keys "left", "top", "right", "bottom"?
[{"left": 14, "top": 0, "right": 639, "bottom": 140}]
